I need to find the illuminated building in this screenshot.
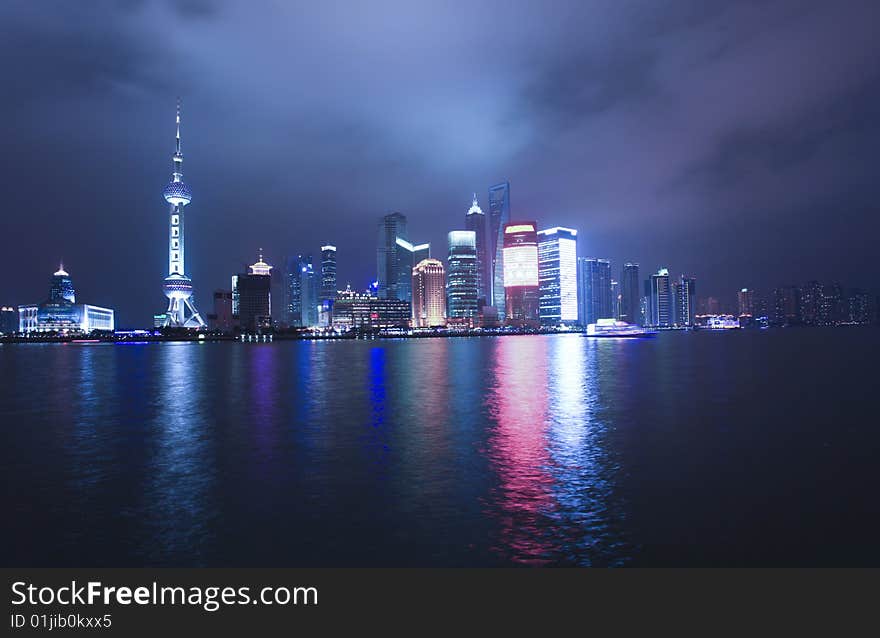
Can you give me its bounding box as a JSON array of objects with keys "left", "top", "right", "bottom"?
[
  {"left": 738, "top": 288, "right": 754, "bottom": 317},
  {"left": 620, "top": 263, "right": 641, "bottom": 325},
  {"left": 772, "top": 286, "right": 801, "bottom": 326},
  {"left": 234, "top": 251, "right": 273, "bottom": 332},
  {"left": 488, "top": 182, "right": 511, "bottom": 318},
  {"left": 611, "top": 279, "right": 620, "bottom": 320},
  {"left": 650, "top": 268, "right": 672, "bottom": 327},
  {"left": 537, "top": 227, "right": 578, "bottom": 325},
  {"left": 320, "top": 245, "right": 337, "bottom": 302},
  {"left": 207, "top": 290, "right": 234, "bottom": 333},
  {"left": 503, "top": 222, "right": 539, "bottom": 323},
  {"left": 332, "top": 286, "right": 410, "bottom": 330},
  {"left": 800, "top": 281, "right": 822, "bottom": 326},
  {"left": 18, "top": 265, "right": 114, "bottom": 333},
  {"left": 0, "top": 306, "right": 16, "bottom": 334},
  {"left": 464, "top": 194, "right": 489, "bottom": 307},
  {"left": 446, "top": 230, "right": 478, "bottom": 320},
  {"left": 675, "top": 275, "right": 696, "bottom": 326},
  {"left": 376, "top": 212, "right": 430, "bottom": 302},
  {"left": 160, "top": 101, "right": 204, "bottom": 328},
  {"left": 283, "top": 255, "right": 303, "bottom": 326},
  {"left": 300, "top": 257, "right": 319, "bottom": 328},
  {"left": 412, "top": 258, "right": 446, "bottom": 327},
  {"left": 577, "top": 258, "right": 612, "bottom": 326},
  {"left": 848, "top": 290, "right": 871, "bottom": 324},
  {"left": 49, "top": 265, "right": 75, "bottom": 303}
]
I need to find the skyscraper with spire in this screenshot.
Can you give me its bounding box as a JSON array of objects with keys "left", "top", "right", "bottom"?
[
  {"left": 161, "top": 100, "right": 204, "bottom": 328},
  {"left": 464, "top": 194, "right": 488, "bottom": 307}
]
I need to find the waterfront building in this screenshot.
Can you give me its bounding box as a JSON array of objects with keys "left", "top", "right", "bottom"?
[
  {"left": 207, "top": 290, "right": 234, "bottom": 333},
  {"left": 738, "top": 288, "right": 754, "bottom": 318},
  {"left": 537, "top": 227, "right": 578, "bottom": 326},
  {"left": 649, "top": 268, "right": 673, "bottom": 327},
  {"left": 332, "top": 286, "right": 411, "bottom": 330},
  {"left": 772, "top": 286, "right": 801, "bottom": 326},
  {"left": 446, "top": 231, "right": 479, "bottom": 320},
  {"left": 412, "top": 258, "right": 446, "bottom": 328},
  {"left": 611, "top": 279, "right": 620, "bottom": 320},
  {"left": 848, "top": 290, "right": 871, "bottom": 324},
  {"left": 800, "top": 281, "right": 822, "bottom": 326},
  {"left": 503, "top": 222, "right": 539, "bottom": 324},
  {"left": 675, "top": 275, "right": 696, "bottom": 327},
  {"left": 465, "top": 195, "right": 489, "bottom": 308},
  {"left": 301, "top": 257, "right": 319, "bottom": 328},
  {"left": 577, "top": 258, "right": 613, "bottom": 326},
  {"left": 0, "top": 306, "right": 16, "bottom": 334},
  {"left": 160, "top": 101, "right": 204, "bottom": 328},
  {"left": 18, "top": 265, "right": 114, "bottom": 333},
  {"left": 283, "top": 255, "right": 304, "bottom": 326},
  {"left": 234, "top": 252, "right": 273, "bottom": 332},
  {"left": 321, "top": 245, "right": 337, "bottom": 302},
  {"left": 819, "top": 282, "right": 845, "bottom": 326},
  {"left": 488, "top": 181, "right": 511, "bottom": 318},
  {"left": 376, "top": 212, "right": 429, "bottom": 302},
  {"left": 620, "top": 263, "right": 641, "bottom": 325}
]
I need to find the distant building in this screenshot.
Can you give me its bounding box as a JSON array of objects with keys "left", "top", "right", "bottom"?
[
  {"left": 207, "top": 290, "right": 233, "bottom": 333},
  {"left": 412, "top": 258, "right": 446, "bottom": 328},
  {"left": 18, "top": 265, "right": 114, "bottom": 333},
  {"left": 488, "top": 182, "right": 511, "bottom": 318},
  {"left": 1, "top": 306, "right": 18, "bottom": 334},
  {"left": 332, "top": 286, "right": 410, "bottom": 330},
  {"left": 800, "top": 281, "right": 822, "bottom": 326},
  {"left": 234, "top": 252, "right": 273, "bottom": 332},
  {"left": 300, "top": 257, "right": 319, "bottom": 328},
  {"left": 773, "top": 286, "right": 801, "bottom": 326},
  {"left": 578, "top": 258, "right": 613, "bottom": 326},
  {"left": 502, "top": 222, "right": 539, "bottom": 324},
  {"left": 675, "top": 275, "right": 696, "bottom": 326},
  {"left": 537, "top": 227, "right": 578, "bottom": 326},
  {"left": 620, "top": 263, "right": 641, "bottom": 325},
  {"left": 321, "top": 245, "right": 337, "bottom": 302},
  {"left": 446, "top": 230, "right": 479, "bottom": 320},
  {"left": 848, "top": 290, "right": 871, "bottom": 324},
  {"left": 465, "top": 195, "right": 489, "bottom": 308},
  {"left": 610, "top": 279, "right": 620, "bottom": 320},
  {"left": 376, "top": 212, "right": 429, "bottom": 302},
  {"left": 282, "top": 255, "right": 304, "bottom": 326},
  {"left": 649, "top": 268, "right": 673, "bottom": 327},
  {"left": 738, "top": 288, "right": 754, "bottom": 317}
]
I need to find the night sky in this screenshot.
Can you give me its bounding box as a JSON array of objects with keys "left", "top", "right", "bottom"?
[{"left": 2, "top": 0, "right": 879, "bottom": 327}]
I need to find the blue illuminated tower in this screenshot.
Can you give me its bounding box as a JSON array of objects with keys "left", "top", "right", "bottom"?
[{"left": 161, "top": 100, "right": 204, "bottom": 328}]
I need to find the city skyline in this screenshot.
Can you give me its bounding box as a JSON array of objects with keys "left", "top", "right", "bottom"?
[{"left": 2, "top": 1, "right": 880, "bottom": 327}]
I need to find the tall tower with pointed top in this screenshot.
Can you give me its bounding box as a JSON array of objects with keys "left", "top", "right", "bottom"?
[{"left": 161, "top": 100, "right": 204, "bottom": 328}]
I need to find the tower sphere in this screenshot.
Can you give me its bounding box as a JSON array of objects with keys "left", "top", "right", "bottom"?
[{"left": 163, "top": 180, "right": 192, "bottom": 206}]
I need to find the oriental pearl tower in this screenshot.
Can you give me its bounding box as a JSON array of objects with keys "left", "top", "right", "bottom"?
[{"left": 161, "top": 100, "right": 204, "bottom": 328}]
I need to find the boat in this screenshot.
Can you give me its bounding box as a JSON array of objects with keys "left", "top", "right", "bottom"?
[{"left": 584, "top": 318, "right": 656, "bottom": 338}]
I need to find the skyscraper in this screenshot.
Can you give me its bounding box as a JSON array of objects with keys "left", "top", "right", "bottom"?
[
  {"left": 376, "top": 212, "right": 429, "bottom": 302},
  {"left": 503, "top": 222, "right": 539, "bottom": 323},
  {"left": 446, "top": 230, "right": 479, "bottom": 320},
  {"left": 488, "top": 182, "right": 511, "bottom": 318},
  {"left": 234, "top": 252, "right": 273, "bottom": 332},
  {"left": 620, "top": 262, "right": 641, "bottom": 325},
  {"left": 320, "top": 245, "right": 337, "bottom": 303},
  {"left": 773, "top": 286, "right": 801, "bottom": 326},
  {"left": 800, "top": 281, "right": 822, "bottom": 326},
  {"left": 300, "top": 256, "right": 319, "bottom": 328},
  {"left": 412, "top": 258, "right": 446, "bottom": 327},
  {"left": 675, "top": 275, "right": 696, "bottom": 326},
  {"left": 738, "top": 288, "right": 754, "bottom": 317},
  {"left": 577, "top": 258, "right": 613, "bottom": 326},
  {"left": 283, "top": 255, "right": 305, "bottom": 326},
  {"left": 49, "top": 264, "right": 75, "bottom": 303},
  {"left": 650, "top": 268, "right": 673, "bottom": 327},
  {"left": 465, "top": 194, "right": 488, "bottom": 307},
  {"left": 160, "top": 101, "right": 204, "bottom": 328},
  {"left": 537, "top": 227, "right": 578, "bottom": 326}
]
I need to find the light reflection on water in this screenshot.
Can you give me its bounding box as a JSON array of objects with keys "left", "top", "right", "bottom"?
[{"left": 3, "top": 329, "right": 878, "bottom": 566}]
